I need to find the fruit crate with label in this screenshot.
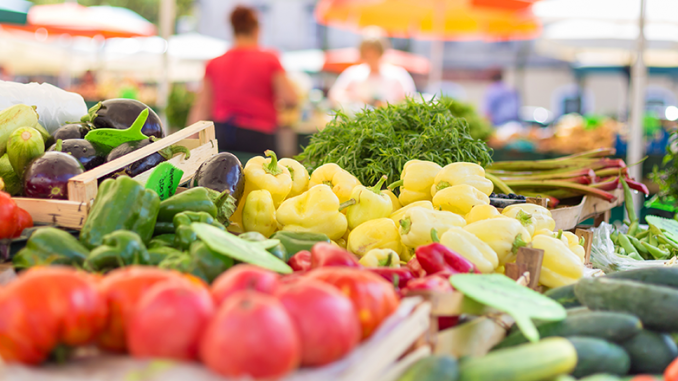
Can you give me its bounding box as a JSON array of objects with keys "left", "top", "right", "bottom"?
[{"left": 13, "top": 121, "right": 218, "bottom": 229}]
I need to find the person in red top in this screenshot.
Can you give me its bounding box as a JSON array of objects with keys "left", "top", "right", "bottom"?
[{"left": 188, "top": 5, "right": 297, "bottom": 154}]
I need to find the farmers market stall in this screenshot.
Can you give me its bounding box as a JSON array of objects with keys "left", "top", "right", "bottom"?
[{"left": 1, "top": 90, "right": 677, "bottom": 381}]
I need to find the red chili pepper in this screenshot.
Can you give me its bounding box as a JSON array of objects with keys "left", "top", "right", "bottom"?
[
  {"left": 310, "top": 242, "right": 361, "bottom": 268},
  {"left": 13, "top": 207, "right": 33, "bottom": 238},
  {"left": 623, "top": 177, "right": 650, "bottom": 195},
  {"left": 438, "top": 316, "right": 460, "bottom": 331},
  {"left": 406, "top": 257, "right": 427, "bottom": 278},
  {"left": 367, "top": 267, "right": 415, "bottom": 289},
  {"left": 401, "top": 274, "right": 453, "bottom": 296},
  {"left": 415, "top": 243, "right": 477, "bottom": 275},
  {"left": 288, "top": 250, "right": 312, "bottom": 272},
  {"left": 0, "top": 192, "right": 18, "bottom": 239}
]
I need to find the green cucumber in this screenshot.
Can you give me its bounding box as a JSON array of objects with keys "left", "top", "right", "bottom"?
[
  {"left": 397, "top": 355, "right": 458, "bottom": 381},
  {"left": 607, "top": 267, "right": 678, "bottom": 289},
  {"left": 621, "top": 330, "right": 678, "bottom": 374},
  {"left": 459, "top": 337, "right": 577, "bottom": 381},
  {"left": 567, "top": 336, "right": 630, "bottom": 378},
  {"left": 565, "top": 306, "right": 590, "bottom": 316},
  {"left": 575, "top": 277, "right": 678, "bottom": 332},
  {"left": 494, "top": 311, "right": 642, "bottom": 349},
  {"left": 545, "top": 284, "right": 581, "bottom": 308}
]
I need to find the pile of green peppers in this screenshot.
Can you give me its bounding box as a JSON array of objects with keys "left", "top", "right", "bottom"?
[{"left": 13, "top": 176, "right": 330, "bottom": 283}]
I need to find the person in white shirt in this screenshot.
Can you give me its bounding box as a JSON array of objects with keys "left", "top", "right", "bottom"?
[{"left": 329, "top": 28, "right": 416, "bottom": 111}]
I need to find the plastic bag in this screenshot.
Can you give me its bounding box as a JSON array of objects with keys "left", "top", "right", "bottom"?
[
  {"left": 590, "top": 222, "right": 676, "bottom": 273},
  {"left": 0, "top": 80, "right": 87, "bottom": 134}
]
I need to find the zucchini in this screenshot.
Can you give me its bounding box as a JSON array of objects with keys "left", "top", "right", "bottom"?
[
  {"left": 575, "top": 277, "right": 678, "bottom": 332},
  {"left": 607, "top": 267, "right": 678, "bottom": 289},
  {"left": 494, "top": 311, "right": 642, "bottom": 349},
  {"left": 397, "top": 355, "right": 458, "bottom": 381},
  {"left": 621, "top": 330, "right": 678, "bottom": 374},
  {"left": 567, "top": 336, "right": 630, "bottom": 378},
  {"left": 459, "top": 337, "right": 577, "bottom": 381},
  {"left": 545, "top": 284, "right": 581, "bottom": 308}
]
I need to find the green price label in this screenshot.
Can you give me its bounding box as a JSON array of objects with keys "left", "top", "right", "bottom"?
[
  {"left": 144, "top": 162, "right": 184, "bottom": 201},
  {"left": 85, "top": 108, "right": 149, "bottom": 153}
]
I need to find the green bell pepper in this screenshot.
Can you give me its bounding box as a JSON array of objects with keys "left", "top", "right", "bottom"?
[
  {"left": 158, "top": 240, "right": 233, "bottom": 283},
  {"left": 174, "top": 211, "right": 225, "bottom": 250},
  {"left": 157, "top": 187, "right": 237, "bottom": 225},
  {"left": 240, "top": 231, "right": 287, "bottom": 261},
  {"left": 147, "top": 246, "right": 184, "bottom": 266},
  {"left": 148, "top": 234, "right": 176, "bottom": 249},
  {"left": 84, "top": 230, "right": 151, "bottom": 272},
  {"left": 154, "top": 222, "right": 175, "bottom": 236},
  {"left": 13, "top": 228, "right": 89, "bottom": 269},
  {"left": 270, "top": 231, "right": 330, "bottom": 260},
  {"left": 80, "top": 176, "right": 160, "bottom": 249}
]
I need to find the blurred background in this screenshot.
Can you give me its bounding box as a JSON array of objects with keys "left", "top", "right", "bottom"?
[{"left": 0, "top": 0, "right": 675, "bottom": 196}]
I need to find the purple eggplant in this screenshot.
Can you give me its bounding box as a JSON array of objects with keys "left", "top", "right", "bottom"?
[
  {"left": 81, "top": 99, "right": 164, "bottom": 139},
  {"left": 23, "top": 152, "right": 84, "bottom": 200},
  {"left": 53, "top": 123, "right": 90, "bottom": 141},
  {"left": 48, "top": 139, "right": 106, "bottom": 171},
  {"left": 106, "top": 138, "right": 190, "bottom": 178},
  {"left": 192, "top": 152, "right": 244, "bottom": 202}
]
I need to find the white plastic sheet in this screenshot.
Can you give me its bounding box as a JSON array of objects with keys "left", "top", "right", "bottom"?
[{"left": 0, "top": 80, "right": 88, "bottom": 134}]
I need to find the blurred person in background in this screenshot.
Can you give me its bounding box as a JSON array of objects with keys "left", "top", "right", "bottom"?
[
  {"left": 484, "top": 70, "right": 521, "bottom": 126},
  {"left": 70, "top": 70, "right": 99, "bottom": 102},
  {"left": 188, "top": 5, "right": 297, "bottom": 154},
  {"left": 329, "top": 27, "right": 416, "bottom": 112},
  {"left": 0, "top": 66, "right": 12, "bottom": 82}
]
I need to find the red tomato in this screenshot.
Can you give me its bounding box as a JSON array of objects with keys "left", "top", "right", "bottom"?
[
  {"left": 211, "top": 264, "right": 279, "bottom": 306},
  {"left": 305, "top": 267, "right": 400, "bottom": 340},
  {"left": 0, "top": 267, "right": 106, "bottom": 364},
  {"left": 0, "top": 191, "right": 18, "bottom": 239},
  {"left": 200, "top": 291, "right": 301, "bottom": 379},
  {"left": 127, "top": 279, "right": 214, "bottom": 361},
  {"left": 97, "top": 266, "right": 182, "bottom": 352},
  {"left": 401, "top": 275, "right": 454, "bottom": 296},
  {"left": 666, "top": 357, "right": 678, "bottom": 381},
  {"left": 12, "top": 207, "right": 33, "bottom": 238},
  {"left": 277, "top": 279, "right": 360, "bottom": 366},
  {"left": 630, "top": 376, "right": 661, "bottom": 381}
]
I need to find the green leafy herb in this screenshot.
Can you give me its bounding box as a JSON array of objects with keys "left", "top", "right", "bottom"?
[
  {"left": 651, "top": 130, "right": 678, "bottom": 206},
  {"left": 296, "top": 97, "right": 493, "bottom": 187},
  {"left": 439, "top": 96, "right": 493, "bottom": 141}
]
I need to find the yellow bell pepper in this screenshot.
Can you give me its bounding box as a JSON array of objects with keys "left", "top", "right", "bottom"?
[
  {"left": 495, "top": 265, "right": 505, "bottom": 274},
  {"left": 562, "top": 231, "right": 586, "bottom": 262},
  {"left": 308, "top": 163, "right": 361, "bottom": 204},
  {"left": 359, "top": 248, "right": 400, "bottom": 267},
  {"left": 279, "top": 158, "right": 309, "bottom": 198},
  {"left": 433, "top": 184, "right": 490, "bottom": 215},
  {"left": 464, "top": 204, "right": 501, "bottom": 224},
  {"left": 344, "top": 176, "right": 393, "bottom": 230},
  {"left": 243, "top": 150, "right": 292, "bottom": 207},
  {"left": 431, "top": 162, "right": 494, "bottom": 197},
  {"left": 242, "top": 190, "right": 277, "bottom": 237},
  {"left": 463, "top": 218, "right": 531, "bottom": 266},
  {"left": 384, "top": 190, "right": 402, "bottom": 214},
  {"left": 276, "top": 184, "right": 347, "bottom": 240},
  {"left": 531, "top": 234, "right": 584, "bottom": 288},
  {"left": 502, "top": 204, "right": 556, "bottom": 236},
  {"left": 399, "top": 207, "right": 466, "bottom": 249},
  {"left": 439, "top": 227, "right": 499, "bottom": 273},
  {"left": 390, "top": 160, "right": 442, "bottom": 206},
  {"left": 347, "top": 218, "right": 404, "bottom": 258},
  {"left": 389, "top": 200, "right": 434, "bottom": 225}
]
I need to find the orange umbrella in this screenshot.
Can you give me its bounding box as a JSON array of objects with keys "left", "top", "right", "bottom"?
[
  {"left": 2, "top": 3, "right": 156, "bottom": 39},
  {"left": 315, "top": 0, "right": 540, "bottom": 41},
  {"left": 323, "top": 48, "right": 431, "bottom": 74}
]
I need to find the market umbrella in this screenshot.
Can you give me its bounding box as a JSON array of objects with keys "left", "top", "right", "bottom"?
[
  {"left": 0, "top": 0, "right": 30, "bottom": 25},
  {"left": 1, "top": 2, "right": 156, "bottom": 38},
  {"left": 315, "top": 0, "right": 541, "bottom": 88}
]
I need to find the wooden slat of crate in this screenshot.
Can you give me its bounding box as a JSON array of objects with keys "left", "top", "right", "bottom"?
[
  {"left": 133, "top": 139, "right": 216, "bottom": 186},
  {"left": 13, "top": 198, "right": 89, "bottom": 230},
  {"left": 67, "top": 121, "right": 216, "bottom": 204}
]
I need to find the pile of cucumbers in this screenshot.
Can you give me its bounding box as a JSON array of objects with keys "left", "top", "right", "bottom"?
[{"left": 398, "top": 267, "right": 678, "bottom": 381}]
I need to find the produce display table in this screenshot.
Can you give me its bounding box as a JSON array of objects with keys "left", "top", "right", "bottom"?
[{"left": 551, "top": 189, "right": 624, "bottom": 231}]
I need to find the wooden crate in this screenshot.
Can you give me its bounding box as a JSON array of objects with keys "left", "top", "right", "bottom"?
[
  {"left": 13, "top": 121, "right": 218, "bottom": 230},
  {"left": 1, "top": 297, "right": 431, "bottom": 381},
  {"left": 550, "top": 189, "right": 623, "bottom": 231}
]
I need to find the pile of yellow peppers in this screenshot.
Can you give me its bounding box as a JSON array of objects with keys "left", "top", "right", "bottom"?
[{"left": 234, "top": 152, "right": 586, "bottom": 289}]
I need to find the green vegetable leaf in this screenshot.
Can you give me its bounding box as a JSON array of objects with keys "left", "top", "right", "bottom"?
[
  {"left": 450, "top": 274, "right": 566, "bottom": 343},
  {"left": 192, "top": 222, "right": 292, "bottom": 274},
  {"left": 85, "top": 108, "right": 149, "bottom": 154}
]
